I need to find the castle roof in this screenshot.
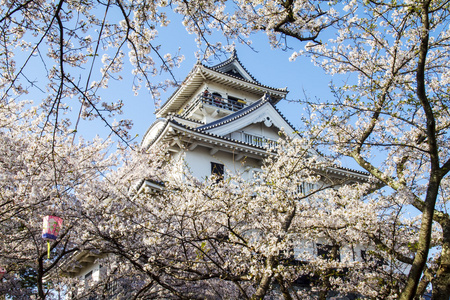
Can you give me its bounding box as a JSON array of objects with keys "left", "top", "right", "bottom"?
[{"left": 156, "top": 52, "right": 288, "bottom": 118}]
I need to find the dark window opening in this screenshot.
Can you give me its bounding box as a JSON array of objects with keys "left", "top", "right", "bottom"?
[
  {"left": 85, "top": 270, "right": 93, "bottom": 280},
  {"left": 211, "top": 162, "right": 224, "bottom": 181},
  {"left": 215, "top": 232, "right": 229, "bottom": 242},
  {"left": 317, "top": 244, "right": 341, "bottom": 261},
  {"left": 294, "top": 274, "right": 318, "bottom": 287},
  {"left": 228, "top": 95, "right": 243, "bottom": 109}
]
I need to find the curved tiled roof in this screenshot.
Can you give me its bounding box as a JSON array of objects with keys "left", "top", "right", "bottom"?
[
  {"left": 197, "top": 94, "right": 297, "bottom": 133},
  {"left": 201, "top": 63, "right": 287, "bottom": 94},
  {"left": 171, "top": 118, "right": 274, "bottom": 152},
  {"left": 197, "top": 99, "right": 266, "bottom": 130},
  {"left": 331, "top": 165, "right": 370, "bottom": 176},
  {"left": 141, "top": 118, "right": 170, "bottom": 149},
  {"left": 142, "top": 115, "right": 273, "bottom": 153},
  {"left": 147, "top": 117, "right": 370, "bottom": 178}
]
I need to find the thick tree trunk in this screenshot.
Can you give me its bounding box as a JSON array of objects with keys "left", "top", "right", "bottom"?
[
  {"left": 414, "top": 265, "right": 434, "bottom": 300},
  {"left": 432, "top": 269, "right": 450, "bottom": 300},
  {"left": 252, "top": 255, "right": 276, "bottom": 300},
  {"left": 400, "top": 212, "right": 433, "bottom": 300},
  {"left": 37, "top": 254, "right": 45, "bottom": 299},
  {"left": 400, "top": 1, "right": 437, "bottom": 299}
]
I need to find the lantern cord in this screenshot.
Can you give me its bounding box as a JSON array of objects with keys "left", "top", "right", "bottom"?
[{"left": 47, "top": 241, "right": 50, "bottom": 259}]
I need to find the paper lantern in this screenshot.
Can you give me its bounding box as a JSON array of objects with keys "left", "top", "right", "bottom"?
[
  {"left": 42, "top": 216, "right": 63, "bottom": 240},
  {"left": 42, "top": 216, "right": 63, "bottom": 259},
  {"left": 0, "top": 267, "right": 5, "bottom": 280}
]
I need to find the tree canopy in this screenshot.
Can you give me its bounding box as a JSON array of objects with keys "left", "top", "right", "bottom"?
[{"left": 0, "top": 0, "right": 449, "bottom": 299}]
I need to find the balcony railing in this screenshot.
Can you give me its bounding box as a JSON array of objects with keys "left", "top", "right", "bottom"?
[
  {"left": 201, "top": 94, "right": 246, "bottom": 112},
  {"left": 181, "top": 94, "right": 247, "bottom": 117},
  {"left": 243, "top": 132, "right": 278, "bottom": 149}
]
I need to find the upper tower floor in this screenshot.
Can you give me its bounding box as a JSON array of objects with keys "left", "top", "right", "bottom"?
[{"left": 155, "top": 51, "right": 288, "bottom": 125}]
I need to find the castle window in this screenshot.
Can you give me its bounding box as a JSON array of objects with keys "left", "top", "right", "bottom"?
[
  {"left": 228, "top": 95, "right": 243, "bottom": 110},
  {"left": 317, "top": 244, "right": 341, "bottom": 261},
  {"left": 211, "top": 162, "right": 224, "bottom": 181}
]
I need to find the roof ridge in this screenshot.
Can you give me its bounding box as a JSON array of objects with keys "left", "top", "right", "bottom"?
[
  {"left": 209, "top": 51, "right": 260, "bottom": 83},
  {"left": 145, "top": 119, "right": 370, "bottom": 177},
  {"left": 202, "top": 64, "right": 287, "bottom": 93},
  {"left": 166, "top": 121, "right": 371, "bottom": 177},
  {"left": 197, "top": 96, "right": 297, "bottom": 134},
  {"left": 170, "top": 118, "right": 273, "bottom": 151}
]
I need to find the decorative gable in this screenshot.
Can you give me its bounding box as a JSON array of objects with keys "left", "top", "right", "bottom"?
[
  {"left": 198, "top": 97, "right": 298, "bottom": 143},
  {"left": 210, "top": 50, "right": 258, "bottom": 83}
]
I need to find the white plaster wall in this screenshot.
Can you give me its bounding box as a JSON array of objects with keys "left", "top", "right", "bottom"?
[
  {"left": 79, "top": 262, "right": 101, "bottom": 281},
  {"left": 183, "top": 146, "right": 261, "bottom": 180},
  {"left": 240, "top": 123, "right": 281, "bottom": 140},
  {"left": 76, "top": 262, "right": 102, "bottom": 296}
]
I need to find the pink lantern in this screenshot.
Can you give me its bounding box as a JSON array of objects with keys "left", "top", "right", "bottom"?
[
  {"left": 42, "top": 216, "right": 63, "bottom": 240},
  {"left": 0, "top": 267, "right": 5, "bottom": 280}
]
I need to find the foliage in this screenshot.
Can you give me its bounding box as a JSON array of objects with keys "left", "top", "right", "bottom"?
[
  {"left": 70, "top": 135, "right": 425, "bottom": 299},
  {"left": 0, "top": 100, "right": 117, "bottom": 298},
  {"left": 250, "top": 0, "right": 450, "bottom": 299},
  {"left": 0, "top": 0, "right": 185, "bottom": 142},
  {"left": 1, "top": 0, "right": 449, "bottom": 299}
]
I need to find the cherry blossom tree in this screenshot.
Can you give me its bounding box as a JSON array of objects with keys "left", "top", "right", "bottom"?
[
  {"left": 0, "top": 1, "right": 344, "bottom": 298},
  {"left": 2, "top": 0, "right": 448, "bottom": 299},
  {"left": 299, "top": 2, "right": 450, "bottom": 299},
  {"left": 0, "top": 99, "right": 119, "bottom": 298},
  {"left": 156, "top": 0, "right": 449, "bottom": 297},
  {"left": 0, "top": 0, "right": 187, "bottom": 142},
  {"left": 0, "top": 0, "right": 341, "bottom": 141},
  {"left": 170, "top": 0, "right": 450, "bottom": 298},
  {"left": 69, "top": 134, "right": 425, "bottom": 299},
  {"left": 224, "top": 1, "right": 450, "bottom": 299}
]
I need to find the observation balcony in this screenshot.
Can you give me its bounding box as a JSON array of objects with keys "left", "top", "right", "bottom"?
[{"left": 180, "top": 94, "right": 247, "bottom": 118}]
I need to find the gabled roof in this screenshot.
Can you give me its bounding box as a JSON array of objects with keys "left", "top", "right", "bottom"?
[
  {"left": 198, "top": 94, "right": 298, "bottom": 138},
  {"left": 145, "top": 93, "right": 297, "bottom": 149},
  {"left": 197, "top": 97, "right": 266, "bottom": 130},
  {"left": 209, "top": 50, "right": 259, "bottom": 83},
  {"left": 142, "top": 117, "right": 276, "bottom": 158}
]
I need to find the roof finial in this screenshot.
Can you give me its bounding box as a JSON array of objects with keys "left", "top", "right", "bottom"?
[
  {"left": 263, "top": 92, "right": 271, "bottom": 102},
  {"left": 231, "top": 48, "right": 237, "bottom": 58}
]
